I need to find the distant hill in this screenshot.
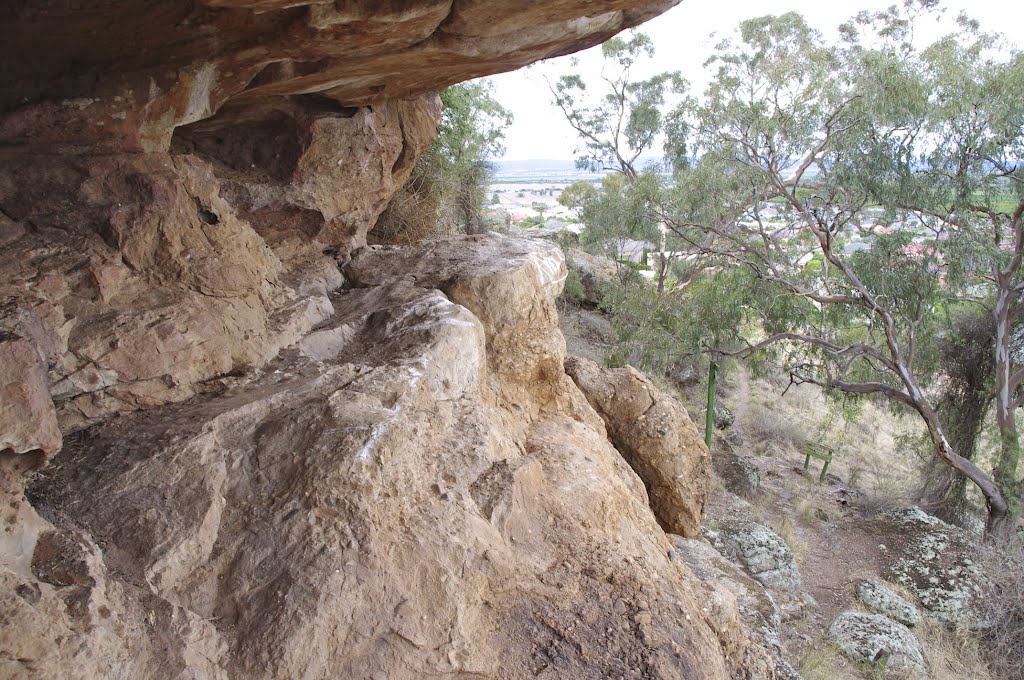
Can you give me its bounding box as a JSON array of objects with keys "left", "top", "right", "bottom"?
[
  {"left": 493, "top": 157, "right": 675, "bottom": 182},
  {"left": 492, "top": 157, "right": 668, "bottom": 182},
  {"left": 492, "top": 159, "right": 597, "bottom": 181},
  {"left": 494, "top": 159, "right": 580, "bottom": 174}
]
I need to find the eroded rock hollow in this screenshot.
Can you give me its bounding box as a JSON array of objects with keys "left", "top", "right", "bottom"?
[{"left": 1, "top": 1, "right": 777, "bottom": 677}]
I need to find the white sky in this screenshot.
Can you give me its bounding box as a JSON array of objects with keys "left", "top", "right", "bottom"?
[{"left": 488, "top": 0, "right": 1024, "bottom": 161}]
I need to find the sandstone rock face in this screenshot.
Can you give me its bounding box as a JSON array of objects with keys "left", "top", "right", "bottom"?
[
  {"left": 565, "top": 356, "right": 713, "bottom": 537},
  {"left": 1, "top": 1, "right": 681, "bottom": 153},
  {"left": 856, "top": 579, "right": 921, "bottom": 628},
  {"left": 875, "top": 507, "right": 989, "bottom": 628},
  {"left": 0, "top": 4, "right": 772, "bottom": 677},
  {"left": 711, "top": 521, "right": 801, "bottom": 591},
  {"left": 828, "top": 612, "right": 927, "bottom": 676},
  {"left": 2, "top": 235, "right": 763, "bottom": 680},
  {"left": 0, "top": 152, "right": 341, "bottom": 431},
  {"left": 0, "top": 0, "right": 682, "bottom": 433}
]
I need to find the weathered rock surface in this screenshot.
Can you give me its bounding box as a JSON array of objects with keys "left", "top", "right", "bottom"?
[
  {"left": 711, "top": 521, "right": 801, "bottom": 591},
  {"left": 1, "top": 1, "right": 680, "bottom": 153},
  {"left": 0, "top": 3, "right": 782, "bottom": 678},
  {"left": 0, "top": 338, "right": 61, "bottom": 457},
  {"left": 828, "top": 612, "right": 927, "bottom": 676},
  {"left": 856, "top": 579, "right": 921, "bottom": 628},
  {"left": 714, "top": 447, "right": 762, "bottom": 500},
  {"left": 673, "top": 536, "right": 795, "bottom": 680},
  {"left": 565, "top": 356, "right": 712, "bottom": 537},
  {"left": 0, "top": 0, "right": 683, "bottom": 434},
  {"left": 874, "top": 507, "right": 989, "bottom": 628},
  {"left": 3, "top": 236, "right": 770, "bottom": 679},
  {"left": 713, "top": 404, "right": 735, "bottom": 430}
]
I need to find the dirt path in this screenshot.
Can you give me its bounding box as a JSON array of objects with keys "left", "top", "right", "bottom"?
[{"left": 731, "top": 363, "right": 752, "bottom": 429}]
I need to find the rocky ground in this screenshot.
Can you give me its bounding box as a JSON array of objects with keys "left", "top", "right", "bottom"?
[{"left": 558, "top": 289, "right": 1005, "bottom": 680}]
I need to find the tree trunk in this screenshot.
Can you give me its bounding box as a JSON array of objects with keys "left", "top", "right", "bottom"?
[
  {"left": 922, "top": 392, "right": 988, "bottom": 524},
  {"left": 918, "top": 402, "right": 1010, "bottom": 537},
  {"left": 921, "top": 308, "right": 996, "bottom": 524},
  {"left": 993, "top": 285, "right": 1022, "bottom": 529}
]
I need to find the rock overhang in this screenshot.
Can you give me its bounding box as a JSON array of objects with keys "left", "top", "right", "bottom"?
[{"left": 0, "top": 0, "right": 683, "bottom": 152}]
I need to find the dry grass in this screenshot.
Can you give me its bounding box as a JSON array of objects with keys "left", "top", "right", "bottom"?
[
  {"left": 913, "top": 618, "right": 997, "bottom": 680},
  {"left": 773, "top": 514, "right": 811, "bottom": 564},
  {"left": 704, "top": 363, "right": 1019, "bottom": 679},
  {"left": 797, "top": 617, "right": 999, "bottom": 680},
  {"left": 795, "top": 495, "right": 828, "bottom": 524},
  {"left": 741, "top": 401, "right": 809, "bottom": 453},
  {"left": 979, "top": 543, "right": 1024, "bottom": 680},
  {"left": 797, "top": 644, "right": 843, "bottom": 679},
  {"left": 726, "top": 371, "right": 924, "bottom": 501}
]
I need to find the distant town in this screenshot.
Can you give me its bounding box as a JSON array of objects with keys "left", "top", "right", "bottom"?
[{"left": 490, "top": 159, "right": 951, "bottom": 271}]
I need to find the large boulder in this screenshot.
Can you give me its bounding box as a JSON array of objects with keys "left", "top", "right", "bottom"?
[
  {"left": 4, "top": 235, "right": 769, "bottom": 679},
  {"left": 710, "top": 521, "right": 801, "bottom": 591},
  {"left": 874, "top": 507, "right": 989, "bottom": 628},
  {"left": 565, "top": 356, "right": 712, "bottom": 537},
  {"left": 828, "top": 612, "right": 927, "bottom": 676}
]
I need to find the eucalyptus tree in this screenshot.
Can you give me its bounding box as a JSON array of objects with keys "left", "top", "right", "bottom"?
[
  {"left": 436, "top": 81, "right": 514, "bottom": 232},
  {"left": 894, "top": 18, "right": 1024, "bottom": 522},
  {"left": 659, "top": 3, "right": 1024, "bottom": 534},
  {"left": 552, "top": 32, "right": 686, "bottom": 180},
  {"left": 553, "top": 30, "right": 719, "bottom": 299}
]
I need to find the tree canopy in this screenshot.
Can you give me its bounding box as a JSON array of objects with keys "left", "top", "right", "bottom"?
[{"left": 557, "top": 2, "right": 1024, "bottom": 535}]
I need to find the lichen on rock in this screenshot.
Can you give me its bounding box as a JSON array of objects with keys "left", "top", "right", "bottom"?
[
  {"left": 876, "top": 507, "right": 990, "bottom": 628},
  {"left": 856, "top": 579, "right": 921, "bottom": 628},
  {"left": 828, "top": 611, "right": 927, "bottom": 676},
  {"left": 710, "top": 521, "right": 802, "bottom": 591}
]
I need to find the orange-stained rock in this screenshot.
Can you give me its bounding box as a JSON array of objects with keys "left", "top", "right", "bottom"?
[
  {"left": 0, "top": 339, "right": 61, "bottom": 457},
  {"left": 0, "top": 1, "right": 681, "bottom": 152},
  {"left": 565, "top": 356, "right": 712, "bottom": 538}
]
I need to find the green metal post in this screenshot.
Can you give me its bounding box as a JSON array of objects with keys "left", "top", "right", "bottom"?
[{"left": 705, "top": 360, "right": 718, "bottom": 450}]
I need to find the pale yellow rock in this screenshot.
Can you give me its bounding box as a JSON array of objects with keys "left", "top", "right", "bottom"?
[
  {"left": 2, "top": 236, "right": 770, "bottom": 679},
  {"left": 565, "top": 356, "right": 712, "bottom": 538}
]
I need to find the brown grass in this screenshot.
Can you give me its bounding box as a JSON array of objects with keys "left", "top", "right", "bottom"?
[
  {"left": 914, "top": 618, "right": 997, "bottom": 680},
  {"left": 979, "top": 543, "right": 1024, "bottom": 680},
  {"left": 725, "top": 372, "right": 924, "bottom": 501}
]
